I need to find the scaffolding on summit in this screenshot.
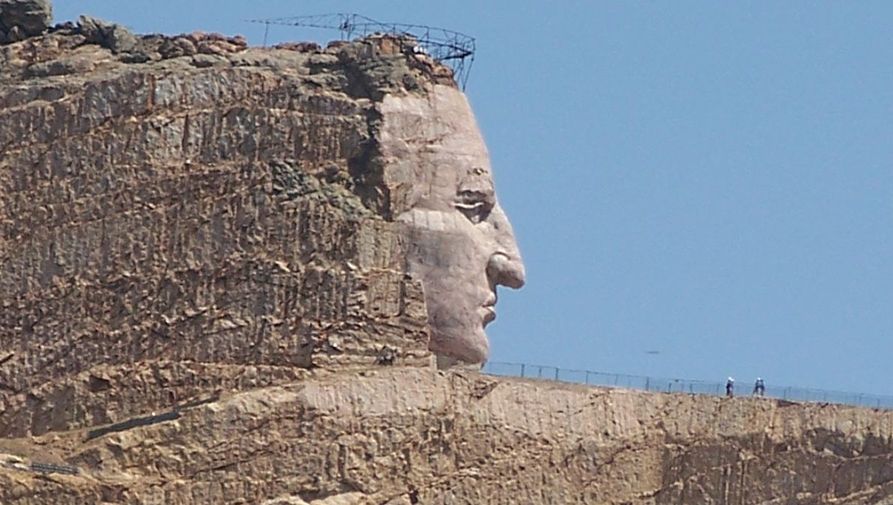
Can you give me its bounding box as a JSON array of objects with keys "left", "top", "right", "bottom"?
[{"left": 248, "top": 13, "right": 476, "bottom": 89}]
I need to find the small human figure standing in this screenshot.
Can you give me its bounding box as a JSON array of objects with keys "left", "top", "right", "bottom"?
[
  {"left": 726, "top": 377, "right": 734, "bottom": 398},
  {"left": 753, "top": 377, "right": 765, "bottom": 397}
]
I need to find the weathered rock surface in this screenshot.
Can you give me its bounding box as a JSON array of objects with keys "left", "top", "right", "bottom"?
[
  {"left": 0, "top": 22, "right": 439, "bottom": 439},
  {"left": 0, "top": 10, "right": 892, "bottom": 505}
]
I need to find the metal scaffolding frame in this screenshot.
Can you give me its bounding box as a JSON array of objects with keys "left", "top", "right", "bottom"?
[{"left": 249, "top": 13, "right": 476, "bottom": 89}]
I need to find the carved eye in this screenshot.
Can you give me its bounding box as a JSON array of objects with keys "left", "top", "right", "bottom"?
[{"left": 455, "top": 190, "right": 494, "bottom": 224}]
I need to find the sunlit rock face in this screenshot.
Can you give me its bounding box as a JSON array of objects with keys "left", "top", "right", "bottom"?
[
  {"left": 0, "top": 13, "right": 522, "bottom": 441},
  {"left": 380, "top": 86, "right": 526, "bottom": 364},
  {"left": 0, "top": 30, "right": 456, "bottom": 439}
]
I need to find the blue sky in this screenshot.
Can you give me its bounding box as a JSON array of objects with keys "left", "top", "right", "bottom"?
[{"left": 54, "top": 1, "right": 893, "bottom": 395}]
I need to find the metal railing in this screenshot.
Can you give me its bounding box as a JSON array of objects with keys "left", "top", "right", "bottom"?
[
  {"left": 483, "top": 361, "right": 893, "bottom": 410},
  {"left": 248, "top": 13, "right": 476, "bottom": 88}
]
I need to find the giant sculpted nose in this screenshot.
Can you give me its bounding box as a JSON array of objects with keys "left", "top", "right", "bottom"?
[
  {"left": 487, "top": 252, "right": 525, "bottom": 289},
  {"left": 486, "top": 204, "right": 525, "bottom": 289}
]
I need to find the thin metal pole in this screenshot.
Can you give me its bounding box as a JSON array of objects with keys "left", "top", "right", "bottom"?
[{"left": 263, "top": 22, "right": 270, "bottom": 48}]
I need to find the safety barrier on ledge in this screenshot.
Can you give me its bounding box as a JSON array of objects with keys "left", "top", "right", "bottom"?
[{"left": 482, "top": 361, "right": 893, "bottom": 411}]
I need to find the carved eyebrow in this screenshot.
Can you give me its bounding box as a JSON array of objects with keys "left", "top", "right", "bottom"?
[
  {"left": 454, "top": 189, "right": 495, "bottom": 226},
  {"left": 456, "top": 188, "right": 493, "bottom": 199},
  {"left": 455, "top": 194, "right": 493, "bottom": 224}
]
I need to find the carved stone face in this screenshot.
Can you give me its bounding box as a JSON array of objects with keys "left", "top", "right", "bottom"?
[{"left": 378, "top": 85, "right": 526, "bottom": 364}]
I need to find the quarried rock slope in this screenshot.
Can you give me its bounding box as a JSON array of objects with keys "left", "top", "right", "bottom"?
[{"left": 2, "top": 369, "right": 893, "bottom": 504}]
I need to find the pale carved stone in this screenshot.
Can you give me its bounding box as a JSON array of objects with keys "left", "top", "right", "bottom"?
[{"left": 382, "top": 86, "right": 526, "bottom": 364}]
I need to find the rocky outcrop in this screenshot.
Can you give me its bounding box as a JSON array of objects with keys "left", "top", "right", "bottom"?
[
  {"left": 0, "top": 6, "right": 892, "bottom": 505},
  {"left": 0, "top": 0, "right": 51, "bottom": 42},
  {"left": 76, "top": 15, "right": 138, "bottom": 54}
]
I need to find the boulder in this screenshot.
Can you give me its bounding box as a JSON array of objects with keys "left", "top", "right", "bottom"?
[
  {"left": 0, "top": 0, "right": 52, "bottom": 39},
  {"left": 4, "top": 23, "right": 22, "bottom": 41},
  {"left": 77, "top": 15, "right": 137, "bottom": 53}
]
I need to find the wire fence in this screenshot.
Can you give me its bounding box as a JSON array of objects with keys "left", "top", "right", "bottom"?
[{"left": 482, "top": 361, "right": 893, "bottom": 410}]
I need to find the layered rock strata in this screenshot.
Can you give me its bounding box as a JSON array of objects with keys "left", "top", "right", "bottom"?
[{"left": 0, "top": 21, "right": 437, "bottom": 439}]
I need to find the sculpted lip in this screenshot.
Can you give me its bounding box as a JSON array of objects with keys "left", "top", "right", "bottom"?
[
  {"left": 482, "top": 306, "right": 496, "bottom": 325},
  {"left": 481, "top": 293, "right": 497, "bottom": 325}
]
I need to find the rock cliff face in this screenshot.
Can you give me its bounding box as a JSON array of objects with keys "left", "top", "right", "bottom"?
[
  {"left": 0, "top": 20, "right": 439, "bottom": 439},
  {"left": 1, "top": 8, "right": 892, "bottom": 505}
]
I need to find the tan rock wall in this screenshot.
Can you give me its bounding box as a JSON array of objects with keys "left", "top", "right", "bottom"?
[{"left": 0, "top": 32, "right": 433, "bottom": 441}]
